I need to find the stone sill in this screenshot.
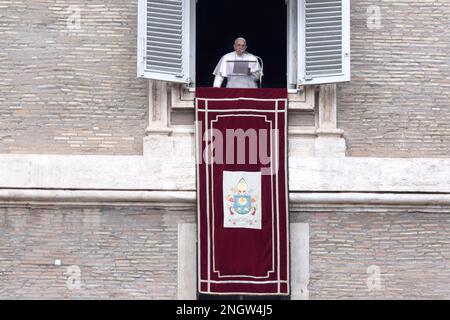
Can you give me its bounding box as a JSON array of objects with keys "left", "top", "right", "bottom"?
[
  {"left": 1, "top": 155, "right": 450, "bottom": 193},
  {"left": 169, "top": 83, "right": 314, "bottom": 111}
]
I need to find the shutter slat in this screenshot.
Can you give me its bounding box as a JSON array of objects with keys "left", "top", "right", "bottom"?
[
  {"left": 307, "top": 53, "right": 341, "bottom": 59},
  {"left": 307, "top": 45, "right": 341, "bottom": 50},
  {"left": 148, "top": 6, "right": 181, "bottom": 15},
  {"left": 148, "top": 20, "right": 182, "bottom": 29},
  {"left": 147, "top": 59, "right": 181, "bottom": 69},
  {"left": 148, "top": 47, "right": 182, "bottom": 56},
  {"left": 147, "top": 30, "right": 182, "bottom": 41},
  {"left": 148, "top": 55, "right": 182, "bottom": 63},
  {"left": 307, "top": 49, "right": 342, "bottom": 55},
  {"left": 305, "top": 69, "right": 342, "bottom": 76},
  {"left": 148, "top": 40, "right": 182, "bottom": 50},
  {"left": 307, "top": 62, "right": 342, "bottom": 68},
  {"left": 148, "top": 36, "right": 182, "bottom": 44},
  {"left": 148, "top": 46, "right": 182, "bottom": 54},
  {"left": 306, "top": 39, "right": 341, "bottom": 45}
]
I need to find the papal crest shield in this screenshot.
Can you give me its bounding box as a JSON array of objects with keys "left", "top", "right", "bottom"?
[{"left": 233, "top": 194, "right": 252, "bottom": 214}]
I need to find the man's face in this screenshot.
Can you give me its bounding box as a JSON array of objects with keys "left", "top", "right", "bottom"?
[{"left": 234, "top": 40, "right": 247, "bottom": 56}]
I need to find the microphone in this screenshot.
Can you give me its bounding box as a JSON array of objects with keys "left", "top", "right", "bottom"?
[
  {"left": 246, "top": 52, "right": 263, "bottom": 88},
  {"left": 254, "top": 55, "right": 264, "bottom": 88}
]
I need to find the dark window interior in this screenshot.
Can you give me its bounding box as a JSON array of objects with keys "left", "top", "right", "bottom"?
[{"left": 196, "top": 0, "right": 287, "bottom": 88}]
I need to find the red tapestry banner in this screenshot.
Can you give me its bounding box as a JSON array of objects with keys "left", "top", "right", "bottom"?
[{"left": 196, "top": 88, "right": 289, "bottom": 295}]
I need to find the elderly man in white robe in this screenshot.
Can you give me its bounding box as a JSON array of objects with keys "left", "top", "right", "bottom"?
[{"left": 213, "top": 37, "right": 262, "bottom": 88}]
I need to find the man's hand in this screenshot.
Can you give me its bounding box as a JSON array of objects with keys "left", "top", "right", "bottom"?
[{"left": 213, "top": 74, "right": 224, "bottom": 87}]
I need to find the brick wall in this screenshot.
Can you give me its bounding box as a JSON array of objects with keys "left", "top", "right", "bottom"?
[
  {"left": 0, "top": 0, "right": 147, "bottom": 155},
  {"left": 2, "top": 1, "right": 450, "bottom": 157},
  {"left": 0, "top": 205, "right": 195, "bottom": 299},
  {"left": 292, "top": 206, "right": 450, "bottom": 299},
  {"left": 1, "top": 205, "right": 448, "bottom": 299},
  {"left": 338, "top": 0, "right": 450, "bottom": 157}
]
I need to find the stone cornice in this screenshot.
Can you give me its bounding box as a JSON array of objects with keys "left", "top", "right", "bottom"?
[{"left": 1, "top": 189, "right": 449, "bottom": 207}]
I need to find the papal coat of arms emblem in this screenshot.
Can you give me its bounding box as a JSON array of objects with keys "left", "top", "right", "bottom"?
[
  {"left": 227, "top": 178, "right": 257, "bottom": 216},
  {"left": 223, "top": 171, "right": 261, "bottom": 229}
]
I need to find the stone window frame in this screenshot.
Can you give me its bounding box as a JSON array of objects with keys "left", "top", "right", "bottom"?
[{"left": 144, "top": 81, "right": 346, "bottom": 158}]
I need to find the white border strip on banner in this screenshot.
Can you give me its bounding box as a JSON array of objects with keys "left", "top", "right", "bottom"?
[{"left": 210, "top": 115, "right": 275, "bottom": 279}]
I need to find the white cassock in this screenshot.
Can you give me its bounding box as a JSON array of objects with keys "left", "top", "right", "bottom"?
[{"left": 213, "top": 51, "right": 262, "bottom": 88}]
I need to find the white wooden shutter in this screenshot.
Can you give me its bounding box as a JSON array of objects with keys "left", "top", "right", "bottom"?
[
  {"left": 137, "top": 0, "right": 195, "bottom": 84},
  {"left": 297, "top": 0, "right": 350, "bottom": 85}
]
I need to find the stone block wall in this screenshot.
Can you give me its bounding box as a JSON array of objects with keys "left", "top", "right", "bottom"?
[
  {"left": 0, "top": 1, "right": 147, "bottom": 155},
  {"left": 292, "top": 206, "right": 450, "bottom": 299},
  {"left": 1, "top": 205, "right": 449, "bottom": 299},
  {"left": 0, "top": 205, "right": 194, "bottom": 299},
  {"left": 338, "top": 0, "right": 450, "bottom": 157},
  {"left": 1, "top": 1, "right": 450, "bottom": 156}
]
